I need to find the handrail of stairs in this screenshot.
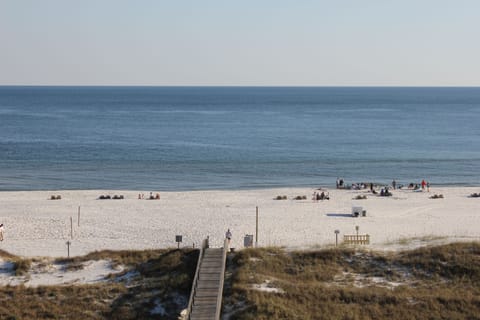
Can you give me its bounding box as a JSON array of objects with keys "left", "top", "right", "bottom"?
[
  {"left": 186, "top": 237, "right": 209, "bottom": 319},
  {"left": 215, "top": 238, "right": 229, "bottom": 319}
]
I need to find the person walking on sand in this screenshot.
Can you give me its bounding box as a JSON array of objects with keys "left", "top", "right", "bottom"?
[
  {"left": 225, "top": 229, "right": 232, "bottom": 244},
  {"left": 0, "top": 224, "right": 4, "bottom": 241}
]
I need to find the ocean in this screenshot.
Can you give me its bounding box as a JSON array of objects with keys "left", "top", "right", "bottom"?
[{"left": 0, "top": 86, "right": 479, "bottom": 191}]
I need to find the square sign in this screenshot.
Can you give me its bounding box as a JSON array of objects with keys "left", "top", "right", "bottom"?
[{"left": 176, "top": 235, "right": 182, "bottom": 243}]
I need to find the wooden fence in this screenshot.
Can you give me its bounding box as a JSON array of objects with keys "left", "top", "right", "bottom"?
[{"left": 343, "top": 234, "right": 370, "bottom": 245}]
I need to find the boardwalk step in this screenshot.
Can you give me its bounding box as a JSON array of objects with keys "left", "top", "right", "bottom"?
[{"left": 187, "top": 245, "right": 227, "bottom": 319}]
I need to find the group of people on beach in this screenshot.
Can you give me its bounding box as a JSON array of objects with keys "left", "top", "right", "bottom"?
[
  {"left": 407, "top": 179, "right": 430, "bottom": 191},
  {"left": 138, "top": 192, "right": 161, "bottom": 200},
  {"left": 336, "top": 178, "right": 430, "bottom": 194},
  {"left": 313, "top": 191, "right": 330, "bottom": 201}
]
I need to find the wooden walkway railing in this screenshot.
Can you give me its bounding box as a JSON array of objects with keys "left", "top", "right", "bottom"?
[
  {"left": 343, "top": 234, "right": 370, "bottom": 245},
  {"left": 186, "top": 238, "right": 228, "bottom": 320}
]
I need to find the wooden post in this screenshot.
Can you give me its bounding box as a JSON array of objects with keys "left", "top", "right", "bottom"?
[
  {"left": 77, "top": 206, "right": 80, "bottom": 227},
  {"left": 66, "top": 241, "right": 71, "bottom": 258},
  {"left": 70, "top": 217, "right": 73, "bottom": 239},
  {"left": 255, "top": 206, "right": 258, "bottom": 247}
]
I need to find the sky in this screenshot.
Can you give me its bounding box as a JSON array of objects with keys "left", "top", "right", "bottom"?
[{"left": 1, "top": 0, "right": 479, "bottom": 86}]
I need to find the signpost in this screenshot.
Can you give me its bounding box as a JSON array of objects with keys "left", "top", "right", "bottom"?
[
  {"left": 66, "top": 241, "right": 71, "bottom": 258},
  {"left": 334, "top": 229, "right": 340, "bottom": 247},
  {"left": 176, "top": 235, "right": 182, "bottom": 249}
]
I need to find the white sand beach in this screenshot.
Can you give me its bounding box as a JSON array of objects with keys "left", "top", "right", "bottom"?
[{"left": 0, "top": 187, "right": 479, "bottom": 258}]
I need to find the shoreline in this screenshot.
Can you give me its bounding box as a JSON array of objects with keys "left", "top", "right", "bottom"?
[
  {"left": 0, "top": 187, "right": 479, "bottom": 258},
  {"left": 1, "top": 182, "right": 480, "bottom": 193}
]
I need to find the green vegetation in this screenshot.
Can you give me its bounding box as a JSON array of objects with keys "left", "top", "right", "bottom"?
[
  {"left": 223, "top": 243, "right": 480, "bottom": 320},
  {"left": 0, "top": 248, "right": 199, "bottom": 320}
]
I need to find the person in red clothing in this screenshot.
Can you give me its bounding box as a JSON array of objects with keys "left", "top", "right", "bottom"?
[{"left": 421, "top": 179, "right": 426, "bottom": 190}]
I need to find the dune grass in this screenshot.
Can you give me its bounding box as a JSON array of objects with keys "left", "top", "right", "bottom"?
[
  {"left": 223, "top": 242, "right": 480, "bottom": 319},
  {"left": 3, "top": 243, "right": 480, "bottom": 319},
  {"left": 0, "top": 248, "right": 199, "bottom": 320}
]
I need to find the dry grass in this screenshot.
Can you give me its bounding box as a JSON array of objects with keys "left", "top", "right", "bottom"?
[
  {"left": 0, "top": 248, "right": 199, "bottom": 320},
  {"left": 223, "top": 242, "right": 480, "bottom": 319},
  {"left": 13, "top": 259, "right": 32, "bottom": 276},
  {"left": 4, "top": 243, "right": 480, "bottom": 319}
]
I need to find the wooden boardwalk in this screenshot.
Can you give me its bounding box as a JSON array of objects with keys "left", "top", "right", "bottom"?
[{"left": 187, "top": 240, "right": 227, "bottom": 320}]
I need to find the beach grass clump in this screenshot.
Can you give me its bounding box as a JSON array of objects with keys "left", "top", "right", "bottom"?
[
  {"left": 0, "top": 249, "right": 17, "bottom": 259},
  {"left": 469, "top": 192, "right": 480, "bottom": 198},
  {"left": 275, "top": 195, "right": 287, "bottom": 200},
  {"left": 223, "top": 242, "right": 480, "bottom": 319},
  {"left": 430, "top": 194, "right": 444, "bottom": 199},
  {"left": 394, "top": 242, "right": 480, "bottom": 282},
  {"left": 0, "top": 283, "right": 127, "bottom": 320},
  {"left": 13, "top": 258, "right": 32, "bottom": 276},
  {"left": 1, "top": 248, "right": 198, "bottom": 319},
  {"left": 55, "top": 248, "right": 184, "bottom": 269}
]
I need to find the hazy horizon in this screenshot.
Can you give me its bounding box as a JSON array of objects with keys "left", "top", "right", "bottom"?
[{"left": 1, "top": 1, "right": 479, "bottom": 86}]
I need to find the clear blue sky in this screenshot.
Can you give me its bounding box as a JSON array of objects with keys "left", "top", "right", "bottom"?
[{"left": 1, "top": 0, "right": 479, "bottom": 86}]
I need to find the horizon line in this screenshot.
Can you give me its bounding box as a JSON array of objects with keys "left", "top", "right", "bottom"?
[{"left": 1, "top": 84, "right": 480, "bottom": 88}]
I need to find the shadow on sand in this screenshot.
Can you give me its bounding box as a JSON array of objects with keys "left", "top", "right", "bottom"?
[{"left": 326, "top": 213, "right": 352, "bottom": 218}]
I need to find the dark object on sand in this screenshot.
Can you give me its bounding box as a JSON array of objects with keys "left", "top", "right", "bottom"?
[
  {"left": 469, "top": 193, "right": 480, "bottom": 198},
  {"left": 354, "top": 195, "right": 367, "bottom": 200},
  {"left": 50, "top": 195, "right": 61, "bottom": 200},
  {"left": 112, "top": 195, "right": 124, "bottom": 200},
  {"left": 380, "top": 188, "right": 392, "bottom": 197},
  {"left": 430, "top": 194, "right": 444, "bottom": 199},
  {"left": 294, "top": 195, "right": 307, "bottom": 200},
  {"left": 275, "top": 195, "right": 287, "bottom": 200}
]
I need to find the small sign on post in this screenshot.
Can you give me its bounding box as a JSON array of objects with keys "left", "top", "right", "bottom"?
[
  {"left": 175, "top": 235, "right": 182, "bottom": 249},
  {"left": 244, "top": 234, "right": 254, "bottom": 248},
  {"left": 334, "top": 229, "right": 340, "bottom": 247}
]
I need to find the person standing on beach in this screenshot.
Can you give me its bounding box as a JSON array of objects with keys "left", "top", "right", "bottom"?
[
  {"left": 225, "top": 229, "right": 232, "bottom": 244},
  {"left": 0, "top": 224, "right": 4, "bottom": 241},
  {"left": 421, "top": 179, "right": 426, "bottom": 190},
  {"left": 392, "top": 180, "right": 396, "bottom": 190}
]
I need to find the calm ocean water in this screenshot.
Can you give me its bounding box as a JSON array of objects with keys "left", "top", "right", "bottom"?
[{"left": 0, "top": 86, "right": 479, "bottom": 191}]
